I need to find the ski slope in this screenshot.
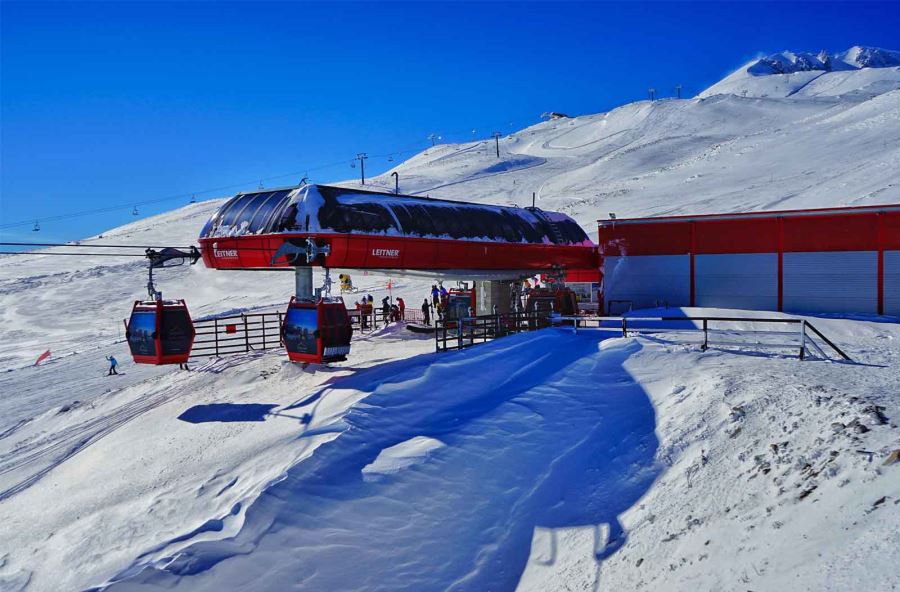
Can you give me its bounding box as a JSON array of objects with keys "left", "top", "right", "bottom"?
[{"left": 1, "top": 46, "right": 899, "bottom": 592}]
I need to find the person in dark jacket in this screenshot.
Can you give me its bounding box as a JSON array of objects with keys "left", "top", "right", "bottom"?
[
  {"left": 422, "top": 299, "right": 431, "bottom": 325},
  {"left": 381, "top": 296, "right": 391, "bottom": 323}
]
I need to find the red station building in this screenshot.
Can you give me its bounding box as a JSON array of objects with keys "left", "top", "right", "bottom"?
[{"left": 598, "top": 204, "right": 900, "bottom": 316}]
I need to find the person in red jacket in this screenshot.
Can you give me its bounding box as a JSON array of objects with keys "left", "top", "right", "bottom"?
[{"left": 397, "top": 297, "right": 406, "bottom": 320}]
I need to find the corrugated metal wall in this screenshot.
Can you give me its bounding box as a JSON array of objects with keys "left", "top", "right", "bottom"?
[
  {"left": 783, "top": 252, "right": 878, "bottom": 314},
  {"left": 695, "top": 253, "right": 778, "bottom": 310},
  {"left": 604, "top": 255, "right": 690, "bottom": 310},
  {"left": 885, "top": 251, "right": 900, "bottom": 316}
]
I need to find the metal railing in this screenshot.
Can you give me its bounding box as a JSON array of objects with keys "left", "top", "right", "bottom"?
[
  {"left": 552, "top": 315, "right": 851, "bottom": 362},
  {"left": 191, "top": 311, "right": 284, "bottom": 358},
  {"left": 190, "top": 307, "right": 425, "bottom": 358},
  {"left": 435, "top": 311, "right": 551, "bottom": 352}
]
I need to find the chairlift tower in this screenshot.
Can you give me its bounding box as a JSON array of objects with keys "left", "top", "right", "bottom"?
[
  {"left": 492, "top": 132, "right": 502, "bottom": 158},
  {"left": 356, "top": 153, "right": 368, "bottom": 185},
  {"left": 675, "top": 84, "right": 682, "bottom": 99}
]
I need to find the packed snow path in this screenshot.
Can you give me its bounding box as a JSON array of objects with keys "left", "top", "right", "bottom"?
[{"left": 104, "top": 330, "right": 660, "bottom": 591}]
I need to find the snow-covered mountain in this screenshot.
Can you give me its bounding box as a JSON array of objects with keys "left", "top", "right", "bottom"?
[
  {"left": 700, "top": 46, "right": 900, "bottom": 98},
  {"left": 1, "top": 46, "right": 899, "bottom": 592}
]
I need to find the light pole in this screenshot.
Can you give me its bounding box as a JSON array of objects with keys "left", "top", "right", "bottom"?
[
  {"left": 391, "top": 171, "right": 399, "bottom": 194},
  {"left": 428, "top": 133, "right": 440, "bottom": 146},
  {"left": 492, "top": 132, "right": 501, "bottom": 158},
  {"left": 648, "top": 88, "right": 656, "bottom": 101},
  {"left": 675, "top": 84, "right": 682, "bottom": 99},
  {"left": 356, "top": 153, "right": 368, "bottom": 185}
]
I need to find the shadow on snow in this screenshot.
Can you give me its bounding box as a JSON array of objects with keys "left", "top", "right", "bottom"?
[{"left": 105, "top": 328, "right": 661, "bottom": 592}]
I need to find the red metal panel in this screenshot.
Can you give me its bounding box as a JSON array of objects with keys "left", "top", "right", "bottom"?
[
  {"left": 599, "top": 221, "right": 692, "bottom": 256},
  {"left": 199, "top": 234, "right": 598, "bottom": 272},
  {"left": 598, "top": 202, "right": 900, "bottom": 225},
  {"left": 781, "top": 213, "right": 880, "bottom": 252},
  {"left": 883, "top": 211, "right": 900, "bottom": 250},
  {"left": 565, "top": 268, "right": 601, "bottom": 282},
  {"left": 694, "top": 217, "right": 779, "bottom": 254}
]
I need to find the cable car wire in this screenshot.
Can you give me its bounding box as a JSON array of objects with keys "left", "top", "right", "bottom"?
[
  {"left": 0, "top": 241, "right": 196, "bottom": 250},
  {"left": 0, "top": 251, "right": 151, "bottom": 257},
  {"left": 3, "top": 118, "right": 534, "bottom": 233}
]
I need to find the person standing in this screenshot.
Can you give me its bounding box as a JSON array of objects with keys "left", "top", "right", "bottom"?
[
  {"left": 381, "top": 296, "right": 391, "bottom": 324},
  {"left": 431, "top": 284, "right": 440, "bottom": 308},
  {"left": 106, "top": 355, "right": 119, "bottom": 376},
  {"left": 422, "top": 299, "right": 431, "bottom": 326},
  {"left": 397, "top": 297, "right": 406, "bottom": 320}
]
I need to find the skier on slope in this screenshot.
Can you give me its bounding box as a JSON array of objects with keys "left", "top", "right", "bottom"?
[
  {"left": 397, "top": 297, "right": 406, "bottom": 320},
  {"left": 105, "top": 355, "right": 119, "bottom": 376}
]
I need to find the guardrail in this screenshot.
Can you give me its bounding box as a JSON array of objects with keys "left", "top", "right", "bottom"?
[
  {"left": 191, "top": 312, "right": 284, "bottom": 358},
  {"left": 552, "top": 315, "right": 851, "bottom": 362},
  {"left": 434, "top": 311, "right": 550, "bottom": 352},
  {"left": 190, "top": 307, "right": 426, "bottom": 358}
]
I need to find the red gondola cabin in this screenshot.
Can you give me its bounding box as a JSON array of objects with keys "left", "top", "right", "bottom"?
[
  {"left": 282, "top": 297, "right": 353, "bottom": 364},
  {"left": 126, "top": 300, "right": 196, "bottom": 364}
]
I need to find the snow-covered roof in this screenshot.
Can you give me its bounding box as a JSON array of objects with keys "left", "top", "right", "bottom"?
[{"left": 200, "top": 184, "right": 593, "bottom": 246}]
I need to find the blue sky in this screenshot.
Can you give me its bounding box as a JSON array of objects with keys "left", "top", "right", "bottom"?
[{"left": 2, "top": 1, "right": 899, "bottom": 242}]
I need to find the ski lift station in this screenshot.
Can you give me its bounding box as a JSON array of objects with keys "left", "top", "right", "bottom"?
[
  {"left": 126, "top": 182, "right": 899, "bottom": 367},
  {"left": 126, "top": 184, "right": 597, "bottom": 366}
]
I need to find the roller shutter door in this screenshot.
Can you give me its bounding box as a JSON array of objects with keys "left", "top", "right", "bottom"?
[
  {"left": 783, "top": 251, "right": 877, "bottom": 314},
  {"left": 885, "top": 251, "right": 900, "bottom": 317},
  {"left": 604, "top": 255, "right": 690, "bottom": 311},
  {"left": 695, "top": 253, "right": 778, "bottom": 311}
]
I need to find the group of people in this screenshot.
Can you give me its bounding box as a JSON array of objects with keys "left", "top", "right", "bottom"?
[
  {"left": 355, "top": 294, "right": 406, "bottom": 329},
  {"left": 419, "top": 283, "right": 449, "bottom": 326}
]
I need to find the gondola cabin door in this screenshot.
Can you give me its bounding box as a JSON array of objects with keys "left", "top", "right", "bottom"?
[
  {"left": 126, "top": 300, "right": 195, "bottom": 364},
  {"left": 282, "top": 297, "right": 352, "bottom": 364}
]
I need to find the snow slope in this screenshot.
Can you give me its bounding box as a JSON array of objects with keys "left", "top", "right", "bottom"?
[
  {"left": 351, "top": 53, "right": 899, "bottom": 232},
  {"left": 1, "top": 46, "right": 899, "bottom": 592},
  {"left": 700, "top": 46, "right": 900, "bottom": 99}
]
